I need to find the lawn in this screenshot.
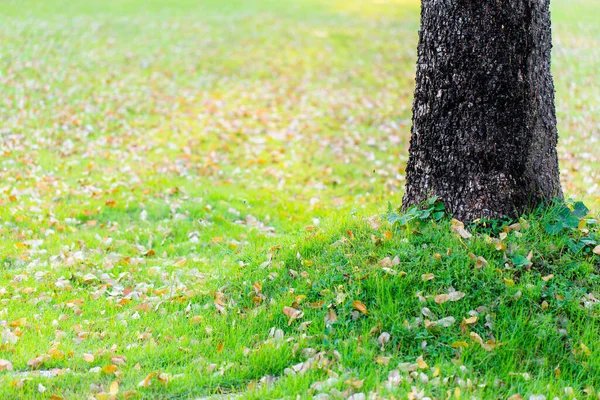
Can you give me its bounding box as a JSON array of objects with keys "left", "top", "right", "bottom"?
[{"left": 0, "top": 0, "right": 599, "bottom": 398}]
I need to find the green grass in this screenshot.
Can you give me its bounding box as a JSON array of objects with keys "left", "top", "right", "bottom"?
[{"left": 0, "top": 0, "right": 599, "bottom": 398}]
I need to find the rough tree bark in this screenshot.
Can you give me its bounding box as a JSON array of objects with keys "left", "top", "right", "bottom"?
[{"left": 403, "top": 0, "right": 563, "bottom": 221}]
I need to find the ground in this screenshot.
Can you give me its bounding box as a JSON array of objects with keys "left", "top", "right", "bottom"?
[{"left": 0, "top": 0, "right": 599, "bottom": 398}]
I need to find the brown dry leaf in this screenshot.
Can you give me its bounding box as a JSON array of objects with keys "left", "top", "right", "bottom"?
[
  {"left": 507, "top": 395, "right": 523, "bottom": 400},
  {"left": 307, "top": 300, "right": 324, "bottom": 309},
  {"left": 434, "top": 294, "right": 448, "bottom": 304},
  {"left": 283, "top": 306, "right": 304, "bottom": 325},
  {"left": 325, "top": 308, "right": 337, "bottom": 326},
  {"left": 352, "top": 300, "right": 368, "bottom": 314},
  {"left": 27, "top": 355, "right": 48, "bottom": 369},
  {"left": 542, "top": 274, "right": 554, "bottom": 282},
  {"left": 83, "top": 353, "right": 95, "bottom": 363},
  {"left": 0, "top": 359, "right": 13, "bottom": 371},
  {"left": 190, "top": 316, "right": 203, "bottom": 324},
  {"left": 283, "top": 306, "right": 303, "bottom": 318},
  {"left": 593, "top": 245, "right": 600, "bottom": 255},
  {"left": 421, "top": 273, "right": 435, "bottom": 281},
  {"left": 111, "top": 355, "right": 127, "bottom": 365}
]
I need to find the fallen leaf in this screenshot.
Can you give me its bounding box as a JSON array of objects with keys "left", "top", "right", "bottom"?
[
  {"left": 139, "top": 372, "right": 157, "bottom": 387},
  {"left": 352, "top": 300, "right": 368, "bottom": 314},
  {"left": 375, "top": 355, "right": 391, "bottom": 365},
  {"left": 436, "top": 316, "right": 455, "bottom": 327},
  {"left": 421, "top": 273, "right": 435, "bottom": 281},
  {"left": 345, "top": 378, "right": 364, "bottom": 389},
  {"left": 0, "top": 359, "right": 13, "bottom": 371},
  {"left": 377, "top": 332, "right": 391, "bottom": 346},
  {"left": 283, "top": 306, "right": 304, "bottom": 325},
  {"left": 109, "top": 381, "right": 119, "bottom": 396},
  {"left": 434, "top": 294, "right": 448, "bottom": 304},
  {"left": 325, "top": 308, "right": 337, "bottom": 326},
  {"left": 447, "top": 291, "right": 466, "bottom": 301},
  {"left": 450, "top": 219, "right": 472, "bottom": 239},
  {"left": 416, "top": 355, "right": 428, "bottom": 369},
  {"left": 542, "top": 274, "right": 554, "bottom": 282}
]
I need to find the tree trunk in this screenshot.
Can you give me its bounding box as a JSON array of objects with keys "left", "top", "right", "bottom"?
[{"left": 402, "top": 0, "right": 563, "bottom": 221}]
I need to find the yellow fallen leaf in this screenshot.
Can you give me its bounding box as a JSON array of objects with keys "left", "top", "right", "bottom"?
[
  {"left": 495, "top": 241, "right": 507, "bottom": 251},
  {"left": 450, "top": 219, "right": 472, "bottom": 239},
  {"left": 158, "top": 372, "right": 169, "bottom": 386},
  {"left": 504, "top": 278, "right": 515, "bottom": 287},
  {"left": 101, "top": 364, "right": 119, "bottom": 374},
  {"left": 109, "top": 381, "right": 119, "bottom": 396},
  {"left": 345, "top": 378, "right": 364, "bottom": 389},
  {"left": 416, "top": 355, "right": 428, "bottom": 369},
  {"left": 421, "top": 273, "right": 435, "bottom": 281},
  {"left": 451, "top": 341, "right": 468, "bottom": 349},
  {"left": 464, "top": 316, "right": 477, "bottom": 324},
  {"left": 49, "top": 348, "right": 65, "bottom": 359},
  {"left": 542, "top": 274, "right": 554, "bottom": 282},
  {"left": 138, "top": 372, "right": 157, "bottom": 387},
  {"left": 374, "top": 355, "right": 390, "bottom": 365},
  {"left": 83, "top": 353, "right": 94, "bottom": 363},
  {"left": 469, "top": 332, "right": 483, "bottom": 344},
  {"left": 352, "top": 300, "right": 368, "bottom": 314},
  {"left": 580, "top": 342, "right": 591, "bottom": 357},
  {"left": 123, "top": 390, "right": 139, "bottom": 399},
  {"left": 190, "top": 316, "right": 202, "bottom": 324}
]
